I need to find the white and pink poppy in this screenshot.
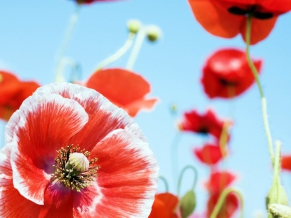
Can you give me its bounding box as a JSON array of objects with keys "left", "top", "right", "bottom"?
[{"left": 0, "top": 82, "right": 159, "bottom": 218}]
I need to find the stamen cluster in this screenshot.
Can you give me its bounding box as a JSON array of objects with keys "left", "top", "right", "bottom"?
[{"left": 52, "top": 145, "right": 99, "bottom": 192}]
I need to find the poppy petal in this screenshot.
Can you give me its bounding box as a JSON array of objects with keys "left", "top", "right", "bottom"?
[
  {"left": 194, "top": 144, "right": 223, "bottom": 165},
  {"left": 8, "top": 91, "right": 89, "bottom": 204},
  {"left": 89, "top": 129, "right": 159, "bottom": 217},
  {"left": 39, "top": 82, "right": 147, "bottom": 152},
  {"left": 205, "top": 171, "right": 236, "bottom": 194},
  {"left": 149, "top": 197, "right": 170, "bottom": 218},
  {"left": 39, "top": 182, "right": 74, "bottom": 218},
  {"left": 281, "top": 155, "right": 291, "bottom": 171},
  {"left": 156, "top": 193, "right": 179, "bottom": 213},
  {"left": 0, "top": 145, "right": 42, "bottom": 218},
  {"left": 241, "top": 16, "right": 277, "bottom": 45},
  {"left": 125, "top": 98, "right": 158, "bottom": 117},
  {"left": 87, "top": 68, "right": 150, "bottom": 106},
  {"left": 188, "top": 0, "right": 243, "bottom": 38}
]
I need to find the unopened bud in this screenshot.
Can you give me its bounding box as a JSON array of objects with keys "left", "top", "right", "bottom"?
[
  {"left": 69, "top": 153, "right": 89, "bottom": 172},
  {"left": 146, "top": 25, "right": 161, "bottom": 42},
  {"left": 127, "top": 19, "right": 141, "bottom": 34}
]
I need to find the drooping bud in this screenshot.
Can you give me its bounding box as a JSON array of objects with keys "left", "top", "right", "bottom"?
[
  {"left": 146, "top": 25, "right": 161, "bottom": 42},
  {"left": 127, "top": 19, "right": 141, "bottom": 34},
  {"left": 268, "top": 204, "right": 291, "bottom": 218},
  {"left": 69, "top": 152, "right": 89, "bottom": 172}
]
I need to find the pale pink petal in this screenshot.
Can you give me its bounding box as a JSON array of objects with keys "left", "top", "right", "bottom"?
[
  {"left": 86, "top": 129, "right": 159, "bottom": 218},
  {"left": 8, "top": 91, "right": 88, "bottom": 205},
  {"left": 36, "top": 83, "right": 146, "bottom": 151},
  {"left": 0, "top": 145, "right": 42, "bottom": 218}
]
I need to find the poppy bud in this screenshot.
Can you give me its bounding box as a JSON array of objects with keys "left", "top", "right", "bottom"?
[
  {"left": 146, "top": 25, "right": 161, "bottom": 42},
  {"left": 68, "top": 152, "right": 90, "bottom": 172},
  {"left": 127, "top": 19, "right": 141, "bottom": 34}
]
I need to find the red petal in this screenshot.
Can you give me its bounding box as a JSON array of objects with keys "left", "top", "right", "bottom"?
[
  {"left": 87, "top": 68, "right": 151, "bottom": 106},
  {"left": 188, "top": 0, "right": 243, "bottom": 38},
  {"left": 282, "top": 155, "right": 291, "bottom": 171},
  {"left": 125, "top": 98, "right": 158, "bottom": 117},
  {"left": 194, "top": 143, "right": 223, "bottom": 165},
  {"left": 39, "top": 182, "right": 74, "bottom": 218},
  {"left": 0, "top": 145, "right": 42, "bottom": 218},
  {"left": 149, "top": 198, "right": 171, "bottom": 218},
  {"left": 205, "top": 171, "right": 236, "bottom": 194},
  {"left": 43, "top": 83, "right": 147, "bottom": 152},
  {"left": 89, "top": 129, "right": 159, "bottom": 217},
  {"left": 241, "top": 16, "right": 277, "bottom": 45},
  {"left": 7, "top": 89, "right": 89, "bottom": 204},
  {"left": 156, "top": 193, "right": 179, "bottom": 213}
]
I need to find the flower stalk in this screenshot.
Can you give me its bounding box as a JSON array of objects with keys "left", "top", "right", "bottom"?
[{"left": 245, "top": 14, "right": 274, "bottom": 165}]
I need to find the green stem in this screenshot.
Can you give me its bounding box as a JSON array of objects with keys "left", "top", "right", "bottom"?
[
  {"left": 210, "top": 188, "right": 244, "bottom": 218},
  {"left": 95, "top": 33, "right": 135, "bottom": 72},
  {"left": 177, "top": 165, "right": 198, "bottom": 196},
  {"left": 55, "top": 5, "right": 81, "bottom": 82},
  {"left": 245, "top": 14, "right": 274, "bottom": 165},
  {"left": 126, "top": 26, "right": 146, "bottom": 70},
  {"left": 158, "top": 175, "right": 169, "bottom": 192},
  {"left": 171, "top": 132, "right": 182, "bottom": 190},
  {"left": 273, "top": 141, "right": 281, "bottom": 186}
]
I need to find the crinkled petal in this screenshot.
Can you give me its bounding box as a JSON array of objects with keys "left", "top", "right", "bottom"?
[
  {"left": 0, "top": 145, "right": 42, "bottom": 218},
  {"left": 7, "top": 89, "right": 88, "bottom": 204},
  {"left": 194, "top": 144, "right": 223, "bottom": 165},
  {"left": 37, "top": 82, "right": 146, "bottom": 151},
  {"left": 188, "top": 0, "right": 243, "bottom": 38},
  {"left": 89, "top": 129, "right": 159, "bottom": 217}
]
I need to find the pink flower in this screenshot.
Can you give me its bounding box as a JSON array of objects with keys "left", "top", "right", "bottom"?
[{"left": 0, "top": 83, "right": 159, "bottom": 217}]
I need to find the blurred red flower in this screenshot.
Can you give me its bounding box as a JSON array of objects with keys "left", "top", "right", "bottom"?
[
  {"left": 201, "top": 48, "right": 262, "bottom": 99},
  {"left": 194, "top": 143, "right": 223, "bottom": 165},
  {"left": 0, "top": 83, "right": 158, "bottom": 217},
  {"left": 281, "top": 155, "right": 291, "bottom": 171},
  {"left": 188, "top": 0, "right": 291, "bottom": 44},
  {"left": 205, "top": 170, "right": 238, "bottom": 218},
  {"left": 207, "top": 192, "right": 239, "bottom": 218},
  {"left": 205, "top": 171, "right": 236, "bottom": 194},
  {"left": 179, "top": 109, "right": 231, "bottom": 140},
  {"left": 149, "top": 193, "right": 179, "bottom": 218},
  {"left": 0, "top": 70, "right": 40, "bottom": 121},
  {"left": 86, "top": 68, "right": 158, "bottom": 117}
]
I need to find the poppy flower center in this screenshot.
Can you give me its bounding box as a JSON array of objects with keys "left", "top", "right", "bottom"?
[
  {"left": 52, "top": 145, "right": 100, "bottom": 192},
  {"left": 228, "top": 5, "right": 273, "bottom": 19},
  {"left": 218, "top": 78, "right": 238, "bottom": 87},
  {"left": 198, "top": 127, "right": 209, "bottom": 134}
]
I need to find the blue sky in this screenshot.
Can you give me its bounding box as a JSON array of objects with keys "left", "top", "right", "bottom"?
[{"left": 1, "top": 0, "right": 291, "bottom": 217}]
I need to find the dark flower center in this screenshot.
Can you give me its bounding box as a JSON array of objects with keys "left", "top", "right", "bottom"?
[
  {"left": 228, "top": 5, "right": 273, "bottom": 19},
  {"left": 198, "top": 127, "right": 209, "bottom": 134},
  {"left": 51, "top": 145, "right": 100, "bottom": 192},
  {"left": 218, "top": 78, "right": 238, "bottom": 87}
]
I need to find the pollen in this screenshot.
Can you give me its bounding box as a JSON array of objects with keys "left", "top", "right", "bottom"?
[{"left": 52, "top": 145, "right": 100, "bottom": 192}]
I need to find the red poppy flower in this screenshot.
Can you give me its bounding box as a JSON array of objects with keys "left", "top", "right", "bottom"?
[
  {"left": 205, "top": 171, "right": 236, "bottom": 194},
  {"left": 201, "top": 48, "right": 262, "bottom": 99},
  {"left": 188, "top": 0, "right": 291, "bottom": 44},
  {"left": 86, "top": 68, "right": 158, "bottom": 117},
  {"left": 207, "top": 192, "right": 239, "bottom": 218},
  {"left": 0, "top": 83, "right": 158, "bottom": 217},
  {"left": 281, "top": 155, "right": 291, "bottom": 171},
  {"left": 149, "top": 193, "right": 179, "bottom": 218},
  {"left": 179, "top": 108, "right": 231, "bottom": 140},
  {"left": 0, "top": 70, "right": 40, "bottom": 121},
  {"left": 194, "top": 143, "right": 224, "bottom": 165}
]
